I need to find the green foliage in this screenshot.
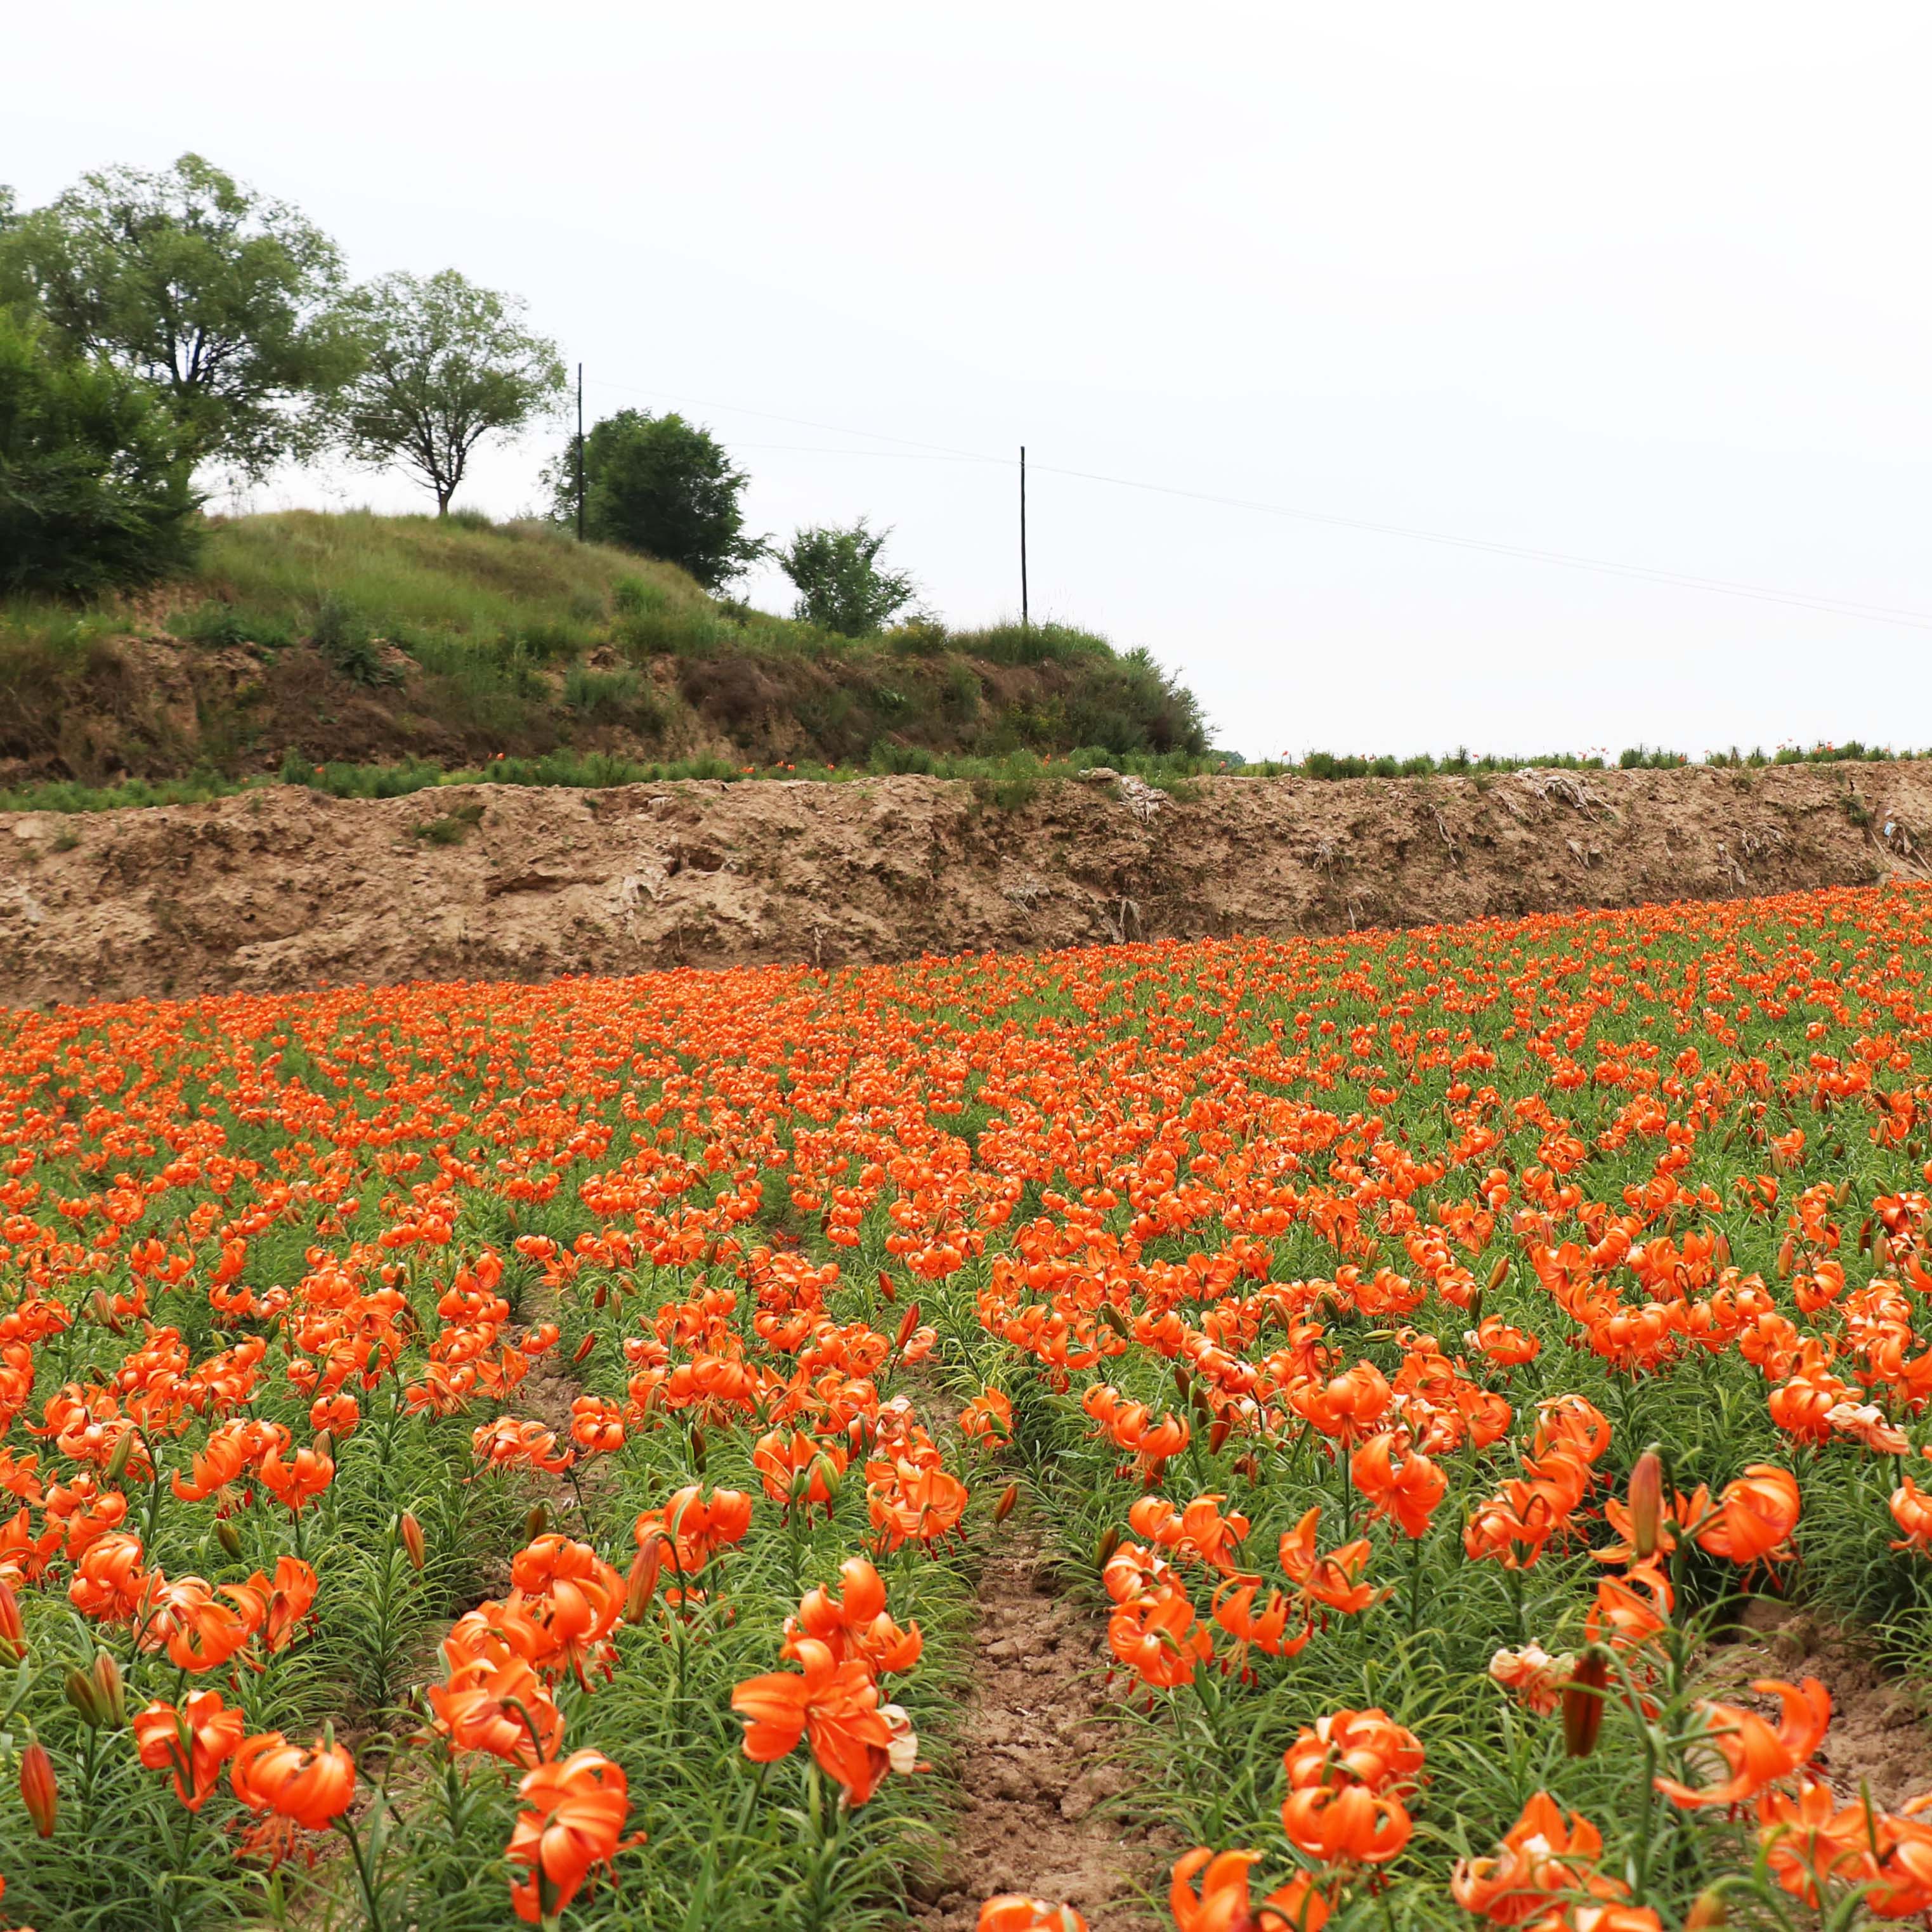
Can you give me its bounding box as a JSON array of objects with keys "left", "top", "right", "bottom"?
[
  {"left": 0, "top": 308, "right": 202, "bottom": 595},
  {"left": 774, "top": 517, "right": 920, "bottom": 636},
  {"left": 412, "top": 800, "right": 485, "bottom": 843},
  {"left": 336, "top": 270, "right": 565, "bottom": 515},
  {"left": 0, "top": 152, "right": 356, "bottom": 476},
  {"left": 548, "top": 409, "right": 762, "bottom": 590},
  {"left": 171, "top": 599, "right": 293, "bottom": 649},
  {"left": 311, "top": 591, "right": 400, "bottom": 686},
  {"left": 563, "top": 662, "right": 661, "bottom": 728}
]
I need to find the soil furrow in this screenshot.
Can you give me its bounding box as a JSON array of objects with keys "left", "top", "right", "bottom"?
[{"left": 910, "top": 1517, "right": 1162, "bottom": 1930}]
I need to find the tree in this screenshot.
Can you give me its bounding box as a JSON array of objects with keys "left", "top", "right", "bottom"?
[
  {"left": 545, "top": 409, "right": 760, "bottom": 590},
  {"left": 774, "top": 519, "right": 921, "bottom": 636},
  {"left": 336, "top": 270, "right": 565, "bottom": 516},
  {"left": 0, "top": 308, "right": 201, "bottom": 596},
  {"left": 0, "top": 153, "right": 356, "bottom": 478}
]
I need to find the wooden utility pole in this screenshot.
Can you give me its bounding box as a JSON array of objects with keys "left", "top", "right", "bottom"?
[
  {"left": 575, "top": 364, "right": 585, "bottom": 542},
  {"left": 1019, "top": 445, "right": 1029, "bottom": 629}
]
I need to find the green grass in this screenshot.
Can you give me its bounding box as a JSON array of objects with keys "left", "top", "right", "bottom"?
[{"left": 0, "top": 510, "right": 1210, "bottom": 790}]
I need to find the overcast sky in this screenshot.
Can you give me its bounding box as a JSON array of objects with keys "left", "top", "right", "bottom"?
[{"left": 13, "top": 3, "right": 1931, "bottom": 760}]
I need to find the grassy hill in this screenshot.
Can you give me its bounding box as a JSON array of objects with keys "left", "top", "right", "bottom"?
[{"left": 0, "top": 510, "right": 1206, "bottom": 793}]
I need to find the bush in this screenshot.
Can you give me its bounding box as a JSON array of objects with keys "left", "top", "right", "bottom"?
[
  {"left": 0, "top": 308, "right": 202, "bottom": 596},
  {"left": 774, "top": 519, "right": 920, "bottom": 637}
]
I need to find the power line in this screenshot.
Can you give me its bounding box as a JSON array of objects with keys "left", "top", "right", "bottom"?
[{"left": 578, "top": 374, "right": 1932, "bottom": 632}]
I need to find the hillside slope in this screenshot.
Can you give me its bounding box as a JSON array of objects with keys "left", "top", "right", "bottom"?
[
  {"left": 4, "top": 760, "right": 1927, "bottom": 1005},
  {"left": 0, "top": 511, "right": 1204, "bottom": 787}
]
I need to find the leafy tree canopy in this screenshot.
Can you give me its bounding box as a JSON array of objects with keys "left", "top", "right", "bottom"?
[
  {"left": 336, "top": 270, "right": 565, "bottom": 516},
  {"left": 546, "top": 409, "right": 761, "bottom": 591},
  {"left": 0, "top": 308, "right": 201, "bottom": 596},
  {"left": 774, "top": 518, "right": 921, "bottom": 636},
  {"left": 0, "top": 153, "right": 357, "bottom": 478}
]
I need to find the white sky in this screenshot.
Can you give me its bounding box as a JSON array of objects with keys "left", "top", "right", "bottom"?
[{"left": 13, "top": 2, "right": 1932, "bottom": 760}]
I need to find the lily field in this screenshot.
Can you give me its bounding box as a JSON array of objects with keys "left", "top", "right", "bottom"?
[{"left": 5, "top": 884, "right": 1932, "bottom": 1931}]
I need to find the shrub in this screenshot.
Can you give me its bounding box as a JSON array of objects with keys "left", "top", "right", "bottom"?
[{"left": 773, "top": 519, "right": 920, "bottom": 637}]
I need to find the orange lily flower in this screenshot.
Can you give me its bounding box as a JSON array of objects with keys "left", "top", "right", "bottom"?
[
  {"left": 978, "top": 1900, "right": 1087, "bottom": 1932},
  {"left": 231, "top": 1730, "right": 357, "bottom": 1831},
  {"left": 1654, "top": 1676, "right": 1830, "bottom": 1808},
  {"left": 258, "top": 1444, "right": 335, "bottom": 1515},
  {"left": 1279, "top": 1782, "right": 1413, "bottom": 1868},
  {"left": 1451, "top": 1791, "right": 1604, "bottom": 1922},
  {"left": 1890, "top": 1475, "right": 1932, "bottom": 1554},
  {"left": 787, "top": 1555, "right": 924, "bottom": 1677},
  {"left": 133, "top": 1690, "right": 247, "bottom": 1810},
  {"left": 1282, "top": 1708, "right": 1424, "bottom": 1798},
  {"left": 1109, "top": 1583, "right": 1215, "bottom": 1689},
  {"left": 1277, "top": 1508, "right": 1382, "bottom": 1615},
  {"left": 1170, "top": 1848, "right": 1328, "bottom": 1932},
  {"left": 1693, "top": 1465, "right": 1801, "bottom": 1568},
  {"left": 506, "top": 1748, "right": 639, "bottom": 1924},
  {"left": 1348, "top": 1433, "right": 1446, "bottom": 1539},
  {"left": 731, "top": 1635, "right": 908, "bottom": 1805}
]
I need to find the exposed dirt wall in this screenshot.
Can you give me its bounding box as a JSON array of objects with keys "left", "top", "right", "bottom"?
[{"left": 3, "top": 762, "right": 1930, "bottom": 1006}]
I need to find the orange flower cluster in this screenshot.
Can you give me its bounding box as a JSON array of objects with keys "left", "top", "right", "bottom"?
[
  {"left": 8, "top": 881, "right": 1932, "bottom": 1919},
  {"left": 733, "top": 1556, "right": 921, "bottom": 1805}
]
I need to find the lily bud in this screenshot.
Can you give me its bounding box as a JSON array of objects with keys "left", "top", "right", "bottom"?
[
  {"left": 525, "top": 1502, "right": 549, "bottom": 1543},
  {"left": 1173, "top": 1364, "right": 1192, "bottom": 1400},
  {"left": 813, "top": 1453, "right": 843, "bottom": 1504},
  {"left": 64, "top": 1668, "right": 105, "bottom": 1728},
  {"left": 0, "top": 1579, "right": 23, "bottom": 1662},
  {"left": 877, "top": 1270, "right": 897, "bottom": 1304},
  {"left": 1095, "top": 1527, "right": 1121, "bottom": 1572},
  {"left": 1562, "top": 1648, "right": 1610, "bottom": 1758},
  {"left": 571, "top": 1331, "right": 597, "bottom": 1365},
  {"left": 215, "top": 1517, "right": 244, "bottom": 1560},
  {"left": 993, "top": 1480, "right": 1019, "bottom": 1524},
  {"left": 1775, "top": 1236, "right": 1796, "bottom": 1279},
  {"left": 896, "top": 1303, "right": 922, "bottom": 1350},
  {"left": 105, "top": 1430, "right": 134, "bottom": 1485},
  {"left": 1210, "top": 1418, "right": 1232, "bottom": 1455},
  {"left": 91, "top": 1650, "right": 126, "bottom": 1728},
  {"left": 1683, "top": 1890, "right": 1727, "bottom": 1931},
  {"left": 1099, "top": 1302, "right": 1130, "bottom": 1337},
  {"left": 625, "top": 1539, "right": 663, "bottom": 1622},
  {"left": 591, "top": 1281, "right": 609, "bottom": 1309},
  {"left": 1628, "top": 1449, "right": 1663, "bottom": 1563},
  {"left": 89, "top": 1287, "right": 123, "bottom": 1334},
  {"left": 20, "top": 1736, "right": 56, "bottom": 1837},
  {"left": 313, "top": 1430, "right": 335, "bottom": 1461},
  {"left": 398, "top": 1511, "right": 426, "bottom": 1572},
  {"left": 1485, "top": 1255, "right": 1510, "bottom": 1292},
  {"left": 689, "top": 1426, "right": 707, "bottom": 1473},
  {"left": 1713, "top": 1232, "right": 1731, "bottom": 1268}
]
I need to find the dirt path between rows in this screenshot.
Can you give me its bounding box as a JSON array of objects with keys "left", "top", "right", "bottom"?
[
  {"left": 911, "top": 1516, "right": 1162, "bottom": 1931},
  {"left": 5, "top": 761, "right": 1930, "bottom": 1003}
]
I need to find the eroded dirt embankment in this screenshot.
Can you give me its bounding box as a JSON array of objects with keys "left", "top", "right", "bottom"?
[{"left": 3, "top": 762, "right": 1929, "bottom": 1005}]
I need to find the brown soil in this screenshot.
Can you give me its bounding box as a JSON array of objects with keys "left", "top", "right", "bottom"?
[
  {"left": 1720, "top": 1596, "right": 1932, "bottom": 1810},
  {"left": 3, "top": 760, "right": 1930, "bottom": 1005},
  {"left": 910, "top": 1517, "right": 1162, "bottom": 1931}
]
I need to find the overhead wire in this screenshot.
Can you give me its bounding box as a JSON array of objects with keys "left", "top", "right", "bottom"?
[{"left": 580, "top": 374, "right": 1932, "bottom": 632}]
